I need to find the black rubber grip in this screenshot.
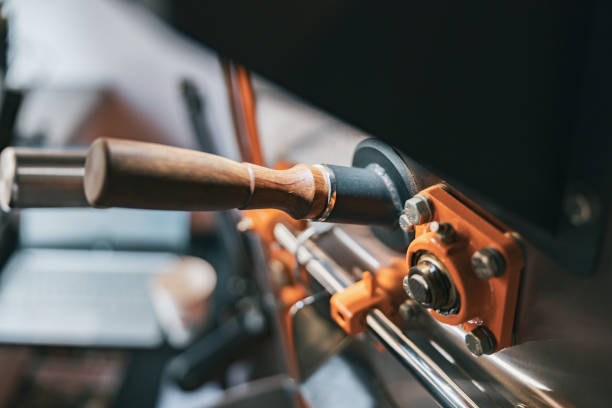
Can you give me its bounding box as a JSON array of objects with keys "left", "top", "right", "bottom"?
[{"left": 325, "top": 165, "right": 400, "bottom": 226}]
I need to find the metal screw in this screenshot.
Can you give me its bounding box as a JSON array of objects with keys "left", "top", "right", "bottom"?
[
  {"left": 402, "top": 194, "right": 433, "bottom": 226},
  {"left": 471, "top": 247, "right": 506, "bottom": 280},
  {"left": 430, "top": 221, "right": 456, "bottom": 244},
  {"left": 564, "top": 193, "right": 592, "bottom": 226},
  {"left": 399, "top": 214, "right": 414, "bottom": 233},
  {"left": 465, "top": 326, "right": 496, "bottom": 356}
]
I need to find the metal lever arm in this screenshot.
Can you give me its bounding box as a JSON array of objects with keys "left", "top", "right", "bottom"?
[
  {"left": 84, "top": 138, "right": 400, "bottom": 226},
  {"left": 84, "top": 138, "right": 331, "bottom": 219}
]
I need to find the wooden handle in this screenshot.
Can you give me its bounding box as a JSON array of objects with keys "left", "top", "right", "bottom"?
[{"left": 84, "top": 138, "right": 330, "bottom": 219}]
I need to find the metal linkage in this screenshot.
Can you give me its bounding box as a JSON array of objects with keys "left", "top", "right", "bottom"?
[
  {"left": 273, "top": 223, "right": 478, "bottom": 408},
  {"left": 273, "top": 223, "right": 350, "bottom": 294}
]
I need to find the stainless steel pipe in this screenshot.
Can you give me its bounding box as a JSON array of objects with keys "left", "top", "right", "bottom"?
[{"left": 273, "top": 223, "right": 478, "bottom": 408}]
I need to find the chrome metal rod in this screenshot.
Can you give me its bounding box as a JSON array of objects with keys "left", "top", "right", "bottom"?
[
  {"left": 2, "top": 147, "right": 86, "bottom": 167},
  {"left": 273, "top": 223, "right": 478, "bottom": 408},
  {"left": 0, "top": 147, "right": 87, "bottom": 210},
  {"left": 366, "top": 309, "right": 477, "bottom": 408},
  {"left": 274, "top": 223, "right": 349, "bottom": 293},
  {"left": 331, "top": 227, "right": 380, "bottom": 271}
]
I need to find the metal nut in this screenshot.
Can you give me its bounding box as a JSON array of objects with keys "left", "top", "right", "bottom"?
[
  {"left": 403, "top": 260, "right": 453, "bottom": 311},
  {"left": 402, "top": 194, "right": 433, "bottom": 226},
  {"left": 471, "top": 247, "right": 506, "bottom": 280},
  {"left": 399, "top": 214, "right": 414, "bottom": 233},
  {"left": 465, "top": 326, "right": 496, "bottom": 356},
  {"left": 403, "top": 270, "right": 434, "bottom": 306}
]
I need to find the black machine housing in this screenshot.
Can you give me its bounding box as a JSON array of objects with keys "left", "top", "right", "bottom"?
[{"left": 144, "top": 1, "right": 612, "bottom": 275}]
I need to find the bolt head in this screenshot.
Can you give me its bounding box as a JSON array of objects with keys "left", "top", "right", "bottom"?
[
  {"left": 465, "top": 326, "right": 496, "bottom": 356},
  {"left": 403, "top": 261, "right": 454, "bottom": 311},
  {"left": 404, "top": 271, "right": 432, "bottom": 305},
  {"left": 564, "top": 193, "right": 593, "bottom": 226},
  {"left": 403, "top": 194, "right": 433, "bottom": 226},
  {"left": 471, "top": 247, "right": 506, "bottom": 280}
]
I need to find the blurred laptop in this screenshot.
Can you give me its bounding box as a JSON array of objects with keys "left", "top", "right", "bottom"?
[{"left": 0, "top": 208, "right": 189, "bottom": 348}]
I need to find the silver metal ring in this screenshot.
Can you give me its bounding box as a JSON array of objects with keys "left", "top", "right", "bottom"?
[{"left": 312, "top": 164, "right": 336, "bottom": 222}]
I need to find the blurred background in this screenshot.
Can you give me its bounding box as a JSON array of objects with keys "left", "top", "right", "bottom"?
[{"left": 0, "top": 0, "right": 372, "bottom": 407}]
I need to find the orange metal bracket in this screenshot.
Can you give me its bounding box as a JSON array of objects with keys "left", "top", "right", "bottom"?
[
  {"left": 224, "top": 61, "right": 265, "bottom": 166},
  {"left": 330, "top": 272, "right": 394, "bottom": 335},
  {"left": 407, "top": 184, "right": 523, "bottom": 351},
  {"left": 242, "top": 209, "right": 306, "bottom": 244},
  {"left": 330, "top": 260, "right": 407, "bottom": 336}
]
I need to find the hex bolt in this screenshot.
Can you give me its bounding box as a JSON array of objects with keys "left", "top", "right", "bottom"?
[
  {"left": 465, "top": 326, "right": 496, "bottom": 356},
  {"left": 430, "top": 221, "right": 456, "bottom": 244},
  {"left": 471, "top": 247, "right": 506, "bottom": 280},
  {"left": 402, "top": 194, "right": 433, "bottom": 226}
]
